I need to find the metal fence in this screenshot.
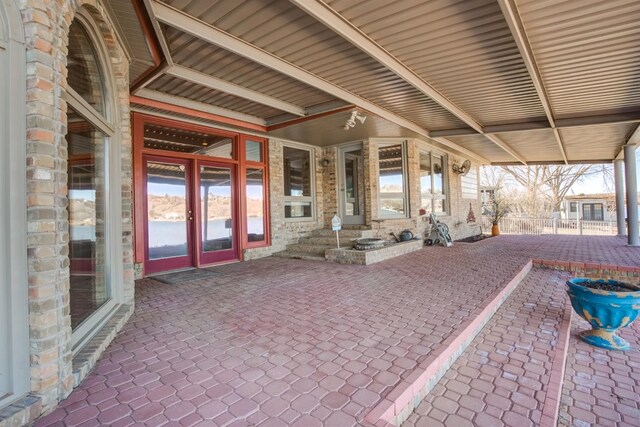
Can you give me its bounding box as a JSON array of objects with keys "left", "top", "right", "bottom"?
[{"left": 481, "top": 216, "right": 622, "bottom": 236}]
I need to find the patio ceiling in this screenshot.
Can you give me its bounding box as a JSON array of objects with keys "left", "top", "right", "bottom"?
[{"left": 110, "top": 0, "right": 640, "bottom": 165}]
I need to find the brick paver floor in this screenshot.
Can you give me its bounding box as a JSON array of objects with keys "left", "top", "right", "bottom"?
[
  {"left": 35, "top": 235, "right": 640, "bottom": 426},
  {"left": 403, "top": 268, "right": 570, "bottom": 427},
  {"left": 558, "top": 317, "right": 640, "bottom": 426}
]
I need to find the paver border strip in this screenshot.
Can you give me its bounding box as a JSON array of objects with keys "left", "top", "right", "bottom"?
[
  {"left": 540, "top": 297, "right": 573, "bottom": 427},
  {"left": 364, "top": 260, "right": 533, "bottom": 426}
]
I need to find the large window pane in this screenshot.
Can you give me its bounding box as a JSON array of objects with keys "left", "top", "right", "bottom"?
[
  {"left": 283, "top": 145, "right": 314, "bottom": 219},
  {"left": 201, "top": 166, "right": 233, "bottom": 252},
  {"left": 380, "top": 198, "right": 405, "bottom": 216},
  {"left": 433, "top": 155, "right": 444, "bottom": 194},
  {"left": 285, "top": 201, "right": 313, "bottom": 218},
  {"left": 283, "top": 146, "right": 311, "bottom": 197},
  {"left": 67, "top": 107, "right": 108, "bottom": 329},
  {"left": 146, "top": 162, "right": 189, "bottom": 260},
  {"left": 378, "top": 143, "right": 406, "bottom": 218},
  {"left": 67, "top": 22, "right": 105, "bottom": 115},
  {"left": 378, "top": 144, "right": 404, "bottom": 193},
  {"left": 246, "top": 168, "right": 265, "bottom": 242}
]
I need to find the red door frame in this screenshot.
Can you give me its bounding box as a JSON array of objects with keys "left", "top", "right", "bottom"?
[
  {"left": 133, "top": 113, "right": 271, "bottom": 276},
  {"left": 143, "top": 155, "right": 194, "bottom": 274}
]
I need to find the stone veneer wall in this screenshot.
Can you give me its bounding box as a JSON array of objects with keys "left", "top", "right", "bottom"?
[
  {"left": 243, "top": 139, "right": 326, "bottom": 259},
  {"left": 13, "top": 0, "right": 134, "bottom": 423},
  {"left": 340, "top": 138, "right": 481, "bottom": 241}
]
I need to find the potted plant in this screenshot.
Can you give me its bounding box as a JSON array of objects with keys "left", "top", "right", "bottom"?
[
  {"left": 488, "top": 195, "right": 510, "bottom": 236},
  {"left": 566, "top": 278, "right": 640, "bottom": 350}
]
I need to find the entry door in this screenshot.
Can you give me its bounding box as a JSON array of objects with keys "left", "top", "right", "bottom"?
[
  {"left": 144, "top": 156, "right": 194, "bottom": 274},
  {"left": 338, "top": 144, "right": 365, "bottom": 225},
  {"left": 198, "top": 161, "right": 239, "bottom": 264}
]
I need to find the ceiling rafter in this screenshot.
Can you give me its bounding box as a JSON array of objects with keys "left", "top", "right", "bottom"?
[
  {"left": 497, "top": 0, "right": 568, "bottom": 165},
  {"left": 135, "top": 88, "right": 267, "bottom": 126},
  {"left": 150, "top": 0, "right": 490, "bottom": 165},
  {"left": 167, "top": 65, "right": 307, "bottom": 117},
  {"left": 288, "top": 0, "right": 526, "bottom": 165}
]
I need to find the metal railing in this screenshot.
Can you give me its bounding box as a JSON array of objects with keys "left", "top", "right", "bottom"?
[{"left": 481, "top": 216, "right": 622, "bottom": 236}]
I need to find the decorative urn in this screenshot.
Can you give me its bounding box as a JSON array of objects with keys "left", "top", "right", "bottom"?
[{"left": 566, "top": 278, "right": 640, "bottom": 351}]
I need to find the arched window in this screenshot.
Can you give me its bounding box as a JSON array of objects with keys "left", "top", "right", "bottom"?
[
  {"left": 0, "top": 0, "right": 29, "bottom": 408},
  {"left": 65, "top": 10, "right": 121, "bottom": 349}
]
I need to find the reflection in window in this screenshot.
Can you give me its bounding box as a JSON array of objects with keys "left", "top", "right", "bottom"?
[
  {"left": 420, "top": 151, "right": 447, "bottom": 215},
  {"left": 143, "top": 124, "right": 234, "bottom": 158},
  {"left": 283, "top": 146, "right": 314, "bottom": 219},
  {"left": 146, "top": 162, "right": 189, "bottom": 259},
  {"left": 67, "top": 107, "right": 108, "bottom": 329},
  {"left": 201, "top": 166, "right": 233, "bottom": 252},
  {"left": 246, "top": 169, "right": 265, "bottom": 242},
  {"left": 67, "top": 22, "right": 106, "bottom": 114},
  {"left": 378, "top": 143, "right": 407, "bottom": 217}
]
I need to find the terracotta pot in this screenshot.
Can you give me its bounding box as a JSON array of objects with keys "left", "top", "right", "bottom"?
[{"left": 491, "top": 224, "right": 500, "bottom": 236}]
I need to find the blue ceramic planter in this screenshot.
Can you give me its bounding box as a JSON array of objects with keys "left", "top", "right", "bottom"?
[{"left": 566, "top": 278, "right": 640, "bottom": 350}]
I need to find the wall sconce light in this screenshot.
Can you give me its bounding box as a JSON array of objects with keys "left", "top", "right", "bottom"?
[
  {"left": 321, "top": 158, "right": 330, "bottom": 167},
  {"left": 344, "top": 110, "right": 367, "bottom": 130}
]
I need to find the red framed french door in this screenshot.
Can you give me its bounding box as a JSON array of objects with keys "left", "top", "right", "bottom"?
[
  {"left": 196, "top": 161, "right": 239, "bottom": 264},
  {"left": 143, "top": 156, "right": 194, "bottom": 274}
]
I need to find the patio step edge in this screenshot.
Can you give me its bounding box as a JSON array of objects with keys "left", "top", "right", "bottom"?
[
  {"left": 364, "top": 260, "right": 533, "bottom": 427},
  {"left": 540, "top": 299, "right": 573, "bottom": 427}
]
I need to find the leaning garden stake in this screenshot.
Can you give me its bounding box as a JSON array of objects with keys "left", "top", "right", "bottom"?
[{"left": 566, "top": 278, "right": 640, "bottom": 350}]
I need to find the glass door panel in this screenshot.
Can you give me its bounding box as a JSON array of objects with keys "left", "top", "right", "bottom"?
[
  {"left": 199, "top": 163, "right": 239, "bottom": 264},
  {"left": 144, "top": 157, "right": 193, "bottom": 273},
  {"left": 339, "top": 145, "right": 365, "bottom": 225}
]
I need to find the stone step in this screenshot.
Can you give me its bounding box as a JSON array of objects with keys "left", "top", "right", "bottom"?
[
  {"left": 298, "top": 235, "right": 359, "bottom": 245},
  {"left": 285, "top": 243, "right": 337, "bottom": 254},
  {"left": 272, "top": 251, "right": 326, "bottom": 261},
  {"left": 311, "top": 228, "right": 374, "bottom": 238},
  {"left": 397, "top": 267, "right": 572, "bottom": 427}
]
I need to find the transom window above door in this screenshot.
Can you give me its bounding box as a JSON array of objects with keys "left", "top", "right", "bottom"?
[{"left": 144, "top": 123, "right": 234, "bottom": 159}]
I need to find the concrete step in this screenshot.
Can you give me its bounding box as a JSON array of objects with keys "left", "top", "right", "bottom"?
[
  {"left": 272, "top": 251, "right": 326, "bottom": 261},
  {"left": 395, "top": 267, "right": 572, "bottom": 427}
]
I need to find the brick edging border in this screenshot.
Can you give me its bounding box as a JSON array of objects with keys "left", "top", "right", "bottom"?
[
  {"left": 540, "top": 297, "right": 573, "bottom": 427},
  {"left": 364, "top": 260, "right": 533, "bottom": 426}
]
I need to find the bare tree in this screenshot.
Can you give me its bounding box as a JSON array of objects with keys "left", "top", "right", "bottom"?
[{"left": 485, "top": 165, "right": 599, "bottom": 217}]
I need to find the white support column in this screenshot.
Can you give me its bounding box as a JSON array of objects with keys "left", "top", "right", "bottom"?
[
  {"left": 614, "top": 159, "right": 626, "bottom": 237},
  {"left": 623, "top": 145, "right": 639, "bottom": 246}
]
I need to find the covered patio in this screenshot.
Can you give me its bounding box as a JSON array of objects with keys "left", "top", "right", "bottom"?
[
  {"left": 35, "top": 235, "right": 640, "bottom": 426},
  {"left": 3, "top": 0, "right": 640, "bottom": 426}
]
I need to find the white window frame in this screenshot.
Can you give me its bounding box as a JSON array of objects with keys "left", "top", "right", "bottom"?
[
  {"left": 377, "top": 140, "right": 409, "bottom": 219},
  {"left": 0, "top": 0, "right": 29, "bottom": 408},
  {"left": 282, "top": 141, "right": 316, "bottom": 222},
  {"left": 419, "top": 149, "right": 449, "bottom": 215},
  {"left": 66, "top": 10, "right": 124, "bottom": 354}
]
